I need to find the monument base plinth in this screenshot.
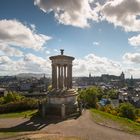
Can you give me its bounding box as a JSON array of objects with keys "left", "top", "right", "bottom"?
[
  {"left": 45, "top": 103, "right": 78, "bottom": 116},
  {"left": 42, "top": 89, "right": 79, "bottom": 118}
]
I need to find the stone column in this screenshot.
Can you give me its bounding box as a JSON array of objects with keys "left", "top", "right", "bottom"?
[
  {"left": 52, "top": 64, "right": 57, "bottom": 89},
  {"left": 60, "top": 65, "right": 63, "bottom": 89},
  {"left": 64, "top": 65, "right": 67, "bottom": 88},
  {"left": 66, "top": 65, "right": 69, "bottom": 89},
  {"left": 67, "top": 64, "right": 72, "bottom": 89},
  {"left": 69, "top": 64, "right": 72, "bottom": 88},
  {"left": 67, "top": 64, "right": 69, "bottom": 89},
  {"left": 58, "top": 65, "right": 61, "bottom": 89},
  {"left": 52, "top": 64, "right": 54, "bottom": 89},
  {"left": 55, "top": 64, "right": 57, "bottom": 89}
]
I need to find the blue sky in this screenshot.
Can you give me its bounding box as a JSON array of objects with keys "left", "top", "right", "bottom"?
[{"left": 0, "top": 0, "right": 140, "bottom": 78}]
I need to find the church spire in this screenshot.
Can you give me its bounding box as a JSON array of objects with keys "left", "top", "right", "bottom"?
[{"left": 89, "top": 73, "right": 91, "bottom": 78}]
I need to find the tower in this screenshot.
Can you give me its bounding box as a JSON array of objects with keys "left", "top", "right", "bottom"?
[
  {"left": 120, "top": 71, "right": 125, "bottom": 80},
  {"left": 89, "top": 73, "right": 91, "bottom": 78}
]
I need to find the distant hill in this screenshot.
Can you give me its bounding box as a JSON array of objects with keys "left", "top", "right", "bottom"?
[{"left": 16, "top": 73, "right": 50, "bottom": 79}]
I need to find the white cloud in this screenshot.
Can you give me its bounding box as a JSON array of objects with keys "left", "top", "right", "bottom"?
[
  {"left": 0, "top": 56, "right": 11, "bottom": 65},
  {"left": 128, "top": 34, "right": 140, "bottom": 47},
  {"left": 34, "top": 0, "right": 99, "bottom": 28},
  {"left": 24, "top": 53, "right": 49, "bottom": 66},
  {"left": 22, "top": 53, "right": 51, "bottom": 73},
  {"left": 45, "top": 50, "right": 50, "bottom": 54},
  {"left": 0, "top": 19, "right": 52, "bottom": 75},
  {"left": 0, "top": 19, "right": 51, "bottom": 51},
  {"left": 30, "top": 24, "right": 36, "bottom": 31},
  {"left": 73, "top": 53, "right": 122, "bottom": 76},
  {"left": 93, "top": 41, "right": 100, "bottom": 46},
  {"left": 123, "top": 52, "right": 140, "bottom": 63},
  {"left": 125, "top": 68, "right": 140, "bottom": 78},
  {"left": 101, "top": 0, "right": 140, "bottom": 32},
  {"left": 0, "top": 53, "right": 51, "bottom": 75},
  {"left": 0, "top": 43, "right": 23, "bottom": 57},
  {"left": 34, "top": 0, "right": 140, "bottom": 31},
  {"left": 0, "top": 52, "right": 123, "bottom": 77},
  {"left": 23, "top": 56, "right": 50, "bottom": 73},
  {"left": 54, "top": 49, "right": 59, "bottom": 52},
  {"left": 1, "top": 52, "right": 140, "bottom": 78}
]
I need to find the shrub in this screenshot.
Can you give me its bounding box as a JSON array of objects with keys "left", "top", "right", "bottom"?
[
  {"left": 110, "top": 109, "right": 118, "bottom": 116},
  {"left": 4, "top": 92, "right": 24, "bottom": 103},
  {"left": 118, "top": 103, "right": 136, "bottom": 120},
  {"left": 48, "top": 84, "right": 52, "bottom": 91},
  {"left": 0, "top": 92, "right": 38, "bottom": 113},
  {"left": 136, "top": 117, "right": 140, "bottom": 123},
  {"left": 104, "top": 104, "right": 113, "bottom": 113},
  {"left": 98, "top": 105, "right": 105, "bottom": 111},
  {"left": 0, "top": 97, "right": 4, "bottom": 105},
  {"left": 0, "top": 98, "right": 38, "bottom": 113},
  {"left": 135, "top": 109, "right": 140, "bottom": 117}
]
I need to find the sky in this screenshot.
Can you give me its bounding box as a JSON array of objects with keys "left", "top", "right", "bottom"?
[{"left": 0, "top": 0, "right": 140, "bottom": 78}]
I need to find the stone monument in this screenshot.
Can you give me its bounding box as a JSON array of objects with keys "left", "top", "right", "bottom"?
[
  {"left": 50, "top": 49, "right": 73, "bottom": 90},
  {"left": 45, "top": 49, "right": 78, "bottom": 118}
]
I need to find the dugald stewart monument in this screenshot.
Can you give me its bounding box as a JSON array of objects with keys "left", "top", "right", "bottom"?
[{"left": 40, "top": 49, "right": 79, "bottom": 118}]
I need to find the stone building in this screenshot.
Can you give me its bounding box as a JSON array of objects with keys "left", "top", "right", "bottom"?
[{"left": 0, "top": 88, "right": 6, "bottom": 97}]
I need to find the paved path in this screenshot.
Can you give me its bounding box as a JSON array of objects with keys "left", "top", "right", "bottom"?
[
  {"left": 42, "top": 111, "right": 140, "bottom": 140},
  {"left": 0, "top": 110, "right": 140, "bottom": 140}
]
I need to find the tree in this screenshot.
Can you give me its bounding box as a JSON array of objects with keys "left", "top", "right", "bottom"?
[
  {"left": 4, "top": 92, "right": 24, "bottom": 103},
  {"left": 107, "top": 89, "right": 118, "bottom": 99},
  {"left": 118, "top": 103, "right": 136, "bottom": 120},
  {"left": 78, "top": 87, "right": 98, "bottom": 108},
  {"left": 96, "top": 87, "right": 104, "bottom": 100}
]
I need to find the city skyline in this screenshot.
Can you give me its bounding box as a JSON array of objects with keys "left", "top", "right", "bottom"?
[{"left": 0, "top": 0, "right": 140, "bottom": 78}]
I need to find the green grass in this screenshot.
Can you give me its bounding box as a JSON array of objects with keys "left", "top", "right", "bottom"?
[
  {"left": 90, "top": 109, "right": 140, "bottom": 134},
  {"left": 0, "top": 109, "right": 38, "bottom": 118},
  {"left": 0, "top": 132, "right": 19, "bottom": 139},
  {"left": 0, "top": 133, "right": 85, "bottom": 140},
  {"left": 28, "top": 136, "right": 85, "bottom": 140}
]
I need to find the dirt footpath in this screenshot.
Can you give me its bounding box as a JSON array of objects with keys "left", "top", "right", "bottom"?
[{"left": 0, "top": 110, "right": 140, "bottom": 140}]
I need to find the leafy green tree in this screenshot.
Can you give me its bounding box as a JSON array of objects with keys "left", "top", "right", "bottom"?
[
  {"left": 78, "top": 87, "right": 98, "bottom": 108},
  {"left": 118, "top": 103, "right": 136, "bottom": 120},
  {"left": 107, "top": 89, "right": 118, "bottom": 99},
  {"left": 96, "top": 87, "right": 104, "bottom": 100},
  {"left": 4, "top": 92, "right": 24, "bottom": 103}
]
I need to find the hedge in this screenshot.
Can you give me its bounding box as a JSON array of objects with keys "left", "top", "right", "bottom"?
[{"left": 0, "top": 98, "right": 38, "bottom": 114}]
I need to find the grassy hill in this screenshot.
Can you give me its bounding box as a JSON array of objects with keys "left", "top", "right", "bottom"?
[{"left": 90, "top": 109, "right": 140, "bottom": 135}]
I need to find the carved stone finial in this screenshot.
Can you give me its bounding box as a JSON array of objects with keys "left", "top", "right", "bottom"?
[{"left": 60, "top": 49, "right": 64, "bottom": 55}]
